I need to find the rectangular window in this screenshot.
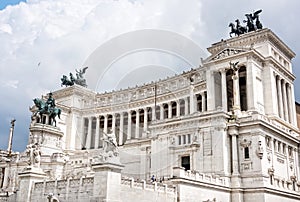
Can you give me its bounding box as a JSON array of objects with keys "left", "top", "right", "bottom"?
[
  {"left": 183, "top": 135, "right": 186, "bottom": 144},
  {"left": 187, "top": 134, "right": 191, "bottom": 144},
  {"left": 181, "top": 156, "right": 190, "bottom": 171},
  {"left": 244, "top": 147, "right": 250, "bottom": 159},
  {"left": 178, "top": 136, "right": 181, "bottom": 145}
]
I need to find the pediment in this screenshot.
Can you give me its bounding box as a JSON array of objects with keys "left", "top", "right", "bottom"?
[{"left": 207, "top": 47, "right": 249, "bottom": 62}]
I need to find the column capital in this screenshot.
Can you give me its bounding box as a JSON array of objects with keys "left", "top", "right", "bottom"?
[
  {"left": 219, "top": 68, "right": 228, "bottom": 73},
  {"left": 227, "top": 124, "right": 239, "bottom": 136},
  {"left": 282, "top": 79, "right": 287, "bottom": 85}
]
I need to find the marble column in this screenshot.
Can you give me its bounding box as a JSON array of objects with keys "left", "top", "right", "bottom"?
[
  {"left": 220, "top": 68, "right": 227, "bottom": 111},
  {"left": 119, "top": 113, "right": 124, "bottom": 145},
  {"left": 168, "top": 102, "right": 172, "bottom": 118},
  {"left": 143, "top": 108, "right": 148, "bottom": 132},
  {"left": 135, "top": 110, "right": 140, "bottom": 138},
  {"left": 176, "top": 101, "right": 180, "bottom": 117},
  {"left": 104, "top": 115, "right": 108, "bottom": 135},
  {"left": 285, "top": 145, "right": 290, "bottom": 178},
  {"left": 184, "top": 97, "right": 189, "bottom": 115},
  {"left": 95, "top": 116, "right": 100, "bottom": 149},
  {"left": 287, "top": 83, "right": 293, "bottom": 124},
  {"left": 128, "top": 111, "right": 132, "bottom": 140},
  {"left": 228, "top": 125, "right": 239, "bottom": 175},
  {"left": 282, "top": 80, "right": 289, "bottom": 121},
  {"left": 160, "top": 104, "right": 164, "bottom": 120},
  {"left": 190, "top": 86, "right": 195, "bottom": 113},
  {"left": 86, "top": 117, "right": 92, "bottom": 149},
  {"left": 112, "top": 114, "right": 116, "bottom": 134},
  {"left": 290, "top": 84, "right": 298, "bottom": 125},
  {"left": 81, "top": 117, "right": 86, "bottom": 149},
  {"left": 152, "top": 106, "right": 156, "bottom": 121},
  {"left": 201, "top": 92, "right": 206, "bottom": 112},
  {"left": 277, "top": 77, "right": 284, "bottom": 118},
  {"left": 294, "top": 148, "right": 299, "bottom": 179},
  {"left": 232, "top": 71, "right": 241, "bottom": 114}
]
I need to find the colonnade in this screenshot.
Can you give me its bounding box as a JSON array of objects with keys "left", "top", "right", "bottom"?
[
  {"left": 275, "top": 75, "right": 295, "bottom": 124},
  {"left": 82, "top": 92, "right": 207, "bottom": 149}
]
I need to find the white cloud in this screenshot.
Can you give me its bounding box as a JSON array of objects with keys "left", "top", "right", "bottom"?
[
  {"left": 0, "top": 0, "right": 299, "bottom": 152},
  {"left": 0, "top": 0, "right": 203, "bottom": 151},
  {"left": 2, "top": 80, "right": 19, "bottom": 89}
]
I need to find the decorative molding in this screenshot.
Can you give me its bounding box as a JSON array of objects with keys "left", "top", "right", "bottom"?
[{"left": 210, "top": 48, "right": 247, "bottom": 61}]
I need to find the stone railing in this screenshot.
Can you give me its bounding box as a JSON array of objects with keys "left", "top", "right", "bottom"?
[
  {"left": 271, "top": 175, "right": 300, "bottom": 192},
  {"left": 121, "top": 177, "right": 176, "bottom": 194},
  {"left": 85, "top": 69, "right": 206, "bottom": 108},
  {"left": 33, "top": 176, "right": 94, "bottom": 199},
  {"left": 172, "top": 167, "right": 229, "bottom": 187}
]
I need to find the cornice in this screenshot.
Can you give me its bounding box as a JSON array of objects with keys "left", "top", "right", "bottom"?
[{"left": 207, "top": 28, "right": 295, "bottom": 60}]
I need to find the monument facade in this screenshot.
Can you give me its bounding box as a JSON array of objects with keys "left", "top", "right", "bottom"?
[{"left": 0, "top": 13, "right": 299, "bottom": 201}]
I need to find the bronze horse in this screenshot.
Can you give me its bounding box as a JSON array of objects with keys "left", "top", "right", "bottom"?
[{"left": 33, "top": 98, "right": 61, "bottom": 127}]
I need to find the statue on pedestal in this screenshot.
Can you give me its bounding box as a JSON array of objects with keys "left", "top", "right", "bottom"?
[
  {"left": 94, "top": 130, "right": 119, "bottom": 164},
  {"left": 103, "top": 129, "right": 118, "bottom": 156},
  {"left": 32, "top": 92, "right": 61, "bottom": 127}
]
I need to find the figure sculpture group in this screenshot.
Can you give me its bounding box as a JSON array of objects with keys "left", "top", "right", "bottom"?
[
  {"left": 61, "top": 67, "right": 88, "bottom": 87},
  {"left": 229, "top": 9, "right": 263, "bottom": 37},
  {"left": 26, "top": 143, "right": 41, "bottom": 168}
]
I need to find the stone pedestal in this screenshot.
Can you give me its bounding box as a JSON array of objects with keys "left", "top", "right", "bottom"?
[
  {"left": 16, "top": 167, "right": 46, "bottom": 202},
  {"left": 91, "top": 162, "right": 124, "bottom": 202},
  {"left": 29, "top": 123, "right": 64, "bottom": 155}
]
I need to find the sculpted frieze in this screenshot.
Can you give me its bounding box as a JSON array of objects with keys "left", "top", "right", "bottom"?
[{"left": 211, "top": 48, "right": 246, "bottom": 61}]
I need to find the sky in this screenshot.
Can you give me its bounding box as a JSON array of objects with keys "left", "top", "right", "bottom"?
[{"left": 0, "top": 0, "right": 299, "bottom": 152}]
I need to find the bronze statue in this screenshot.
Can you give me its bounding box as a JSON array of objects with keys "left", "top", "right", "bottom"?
[
  {"left": 33, "top": 93, "right": 61, "bottom": 127},
  {"left": 61, "top": 75, "right": 74, "bottom": 87},
  {"left": 60, "top": 67, "right": 88, "bottom": 87},
  {"left": 229, "top": 9, "right": 263, "bottom": 37}
]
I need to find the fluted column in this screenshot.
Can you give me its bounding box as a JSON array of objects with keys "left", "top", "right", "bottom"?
[
  {"left": 168, "top": 102, "right": 172, "bottom": 118},
  {"left": 81, "top": 117, "right": 86, "bottom": 149},
  {"left": 128, "top": 111, "right": 132, "bottom": 140},
  {"left": 184, "top": 97, "right": 189, "bottom": 115},
  {"left": 287, "top": 83, "right": 293, "bottom": 124},
  {"left": 277, "top": 77, "right": 284, "bottom": 118},
  {"left": 160, "top": 104, "right": 164, "bottom": 120},
  {"left": 143, "top": 108, "right": 148, "bottom": 132},
  {"left": 85, "top": 117, "right": 92, "bottom": 149},
  {"left": 232, "top": 71, "right": 241, "bottom": 114},
  {"left": 135, "top": 110, "right": 140, "bottom": 138},
  {"left": 282, "top": 80, "right": 289, "bottom": 121},
  {"left": 119, "top": 113, "right": 124, "bottom": 145},
  {"left": 176, "top": 101, "right": 180, "bottom": 117},
  {"left": 220, "top": 68, "right": 227, "bottom": 111},
  {"left": 95, "top": 116, "right": 100, "bottom": 149}
]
